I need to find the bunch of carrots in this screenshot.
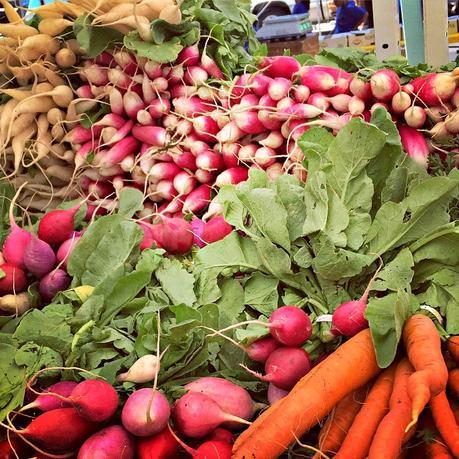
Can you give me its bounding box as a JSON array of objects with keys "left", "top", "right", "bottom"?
[{"left": 233, "top": 314, "right": 459, "bottom": 459}]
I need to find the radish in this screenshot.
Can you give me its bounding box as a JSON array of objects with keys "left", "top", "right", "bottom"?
[
  {"left": 57, "top": 236, "right": 81, "bottom": 270},
  {"left": 66, "top": 379, "right": 119, "bottom": 422},
  {"left": 244, "top": 347, "right": 311, "bottom": 390},
  {"left": 328, "top": 94, "right": 352, "bottom": 113},
  {"left": 426, "top": 104, "right": 452, "bottom": 123},
  {"left": 185, "top": 66, "right": 209, "bottom": 85},
  {"left": 155, "top": 180, "right": 177, "bottom": 201},
  {"left": 20, "top": 381, "right": 77, "bottom": 412},
  {"left": 254, "top": 146, "right": 276, "bottom": 168},
  {"left": 185, "top": 377, "right": 257, "bottom": 428},
  {"left": 191, "top": 217, "right": 206, "bottom": 248},
  {"left": 0, "top": 264, "right": 27, "bottom": 294},
  {"left": 308, "top": 92, "right": 330, "bottom": 111},
  {"left": 173, "top": 171, "right": 197, "bottom": 195},
  {"left": 268, "top": 77, "right": 291, "bottom": 101},
  {"left": 78, "top": 425, "right": 135, "bottom": 459},
  {"left": 215, "top": 167, "right": 248, "bottom": 187},
  {"left": 121, "top": 388, "right": 170, "bottom": 437},
  {"left": 132, "top": 125, "right": 168, "bottom": 147},
  {"left": 260, "top": 56, "right": 300, "bottom": 79},
  {"left": 183, "top": 185, "right": 212, "bottom": 214},
  {"left": 349, "top": 77, "right": 372, "bottom": 100},
  {"left": 151, "top": 217, "right": 193, "bottom": 255},
  {"left": 177, "top": 45, "right": 200, "bottom": 66},
  {"left": 24, "top": 237, "right": 56, "bottom": 278},
  {"left": 38, "top": 206, "right": 79, "bottom": 245},
  {"left": 268, "top": 306, "right": 312, "bottom": 346},
  {"left": 4, "top": 408, "right": 98, "bottom": 451},
  {"left": 207, "top": 428, "right": 233, "bottom": 444},
  {"left": 404, "top": 106, "right": 427, "bottom": 129},
  {"left": 279, "top": 103, "right": 323, "bottom": 120},
  {"left": 246, "top": 336, "right": 279, "bottom": 363},
  {"left": 171, "top": 151, "right": 197, "bottom": 171},
  {"left": 150, "top": 163, "right": 181, "bottom": 181},
  {"left": 201, "top": 216, "right": 232, "bottom": 244},
  {"left": 299, "top": 67, "right": 335, "bottom": 92},
  {"left": 196, "top": 151, "right": 224, "bottom": 172},
  {"left": 193, "top": 116, "right": 219, "bottom": 142},
  {"left": 258, "top": 109, "right": 282, "bottom": 130},
  {"left": 391, "top": 91, "right": 412, "bottom": 114},
  {"left": 411, "top": 73, "right": 457, "bottom": 105},
  {"left": 331, "top": 267, "right": 381, "bottom": 337},
  {"left": 138, "top": 222, "right": 155, "bottom": 251},
  {"left": 370, "top": 69, "right": 400, "bottom": 101},
  {"left": 266, "top": 162, "right": 284, "bottom": 180},
  {"left": 173, "top": 96, "right": 213, "bottom": 117},
  {"left": 137, "top": 428, "right": 180, "bottom": 459},
  {"left": 220, "top": 143, "right": 240, "bottom": 168},
  {"left": 3, "top": 206, "right": 32, "bottom": 270},
  {"left": 233, "top": 111, "right": 266, "bottom": 135},
  {"left": 276, "top": 97, "right": 295, "bottom": 111},
  {"left": 248, "top": 74, "right": 272, "bottom": 97},
  {"left": 445, "top": 110, "right": 459, "bottom": 134},
  {"left": 259, "top": 131, "right": 284, "bottom": 149},
  {"left": 348, "top": 96, "right": 365, "bottom": 115},
  {"left": 39, "top": 269, "right": 71, "bottom": 302},
  {"left": 98, "top": 136, "right": 140, "bottom": 168},
  {"left": 172, "top": 392, "right": 250, "bottom": 438},
  {"left": 216, "top": 121, "right": 244, "bottom": 143},
  {"left": 148, "top": 98, "right": 171, "bottom": 119},
  {"left": 267, "top": 384, "right": 289, "bottom": 404},
  {"left": 398, "top": 125, "right": 429, "bottom": 168},
  {"left": 293, "top": 85, "right": 310, "bottom": 103},
  {"left": 109, "top": 88, "right": 125, "bottom": 116}
]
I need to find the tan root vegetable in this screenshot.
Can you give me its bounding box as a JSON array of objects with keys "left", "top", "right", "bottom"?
[
  {"left": 0, "top": 0, "right": 22, "bottom": 23},
  {"left": 159, "top": 4, "right": 182, "bottom": 24},
  {"left": 55, "top": 48, "right": 77, "bottom": 68},
  {"left": 0, "top": 293, "right": 31, "bottom": 315},
  {"left": 38, "top": 18, "right": 74, "bottom": 36},
  {"left": 0, "top": 23, "right": 38, "bottom": 39}
]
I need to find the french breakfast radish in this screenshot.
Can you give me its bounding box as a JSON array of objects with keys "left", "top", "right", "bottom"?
[
  {"left": 201, "top": 216, "right": 232, "bottom": 244},
  {"left": 410, "top": 73, "right": 457, "bottom": 105},
  {"left": 260, "top": 56, "right": 300, "bottom": 79},
  {"left": 370, "top": 69, "right": 400, "bottom": 101}
]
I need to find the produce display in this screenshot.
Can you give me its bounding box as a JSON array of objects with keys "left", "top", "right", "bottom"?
[{"left": 0, "top": 0, "right": 458, "bottom": 457}]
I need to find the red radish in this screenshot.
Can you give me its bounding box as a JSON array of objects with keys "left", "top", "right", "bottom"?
[
  {"left": 328, "top": 94, "right": 352, "bottom": 113},
  {"left": 276, "top": 97, "right": 295, "bottom": 111},
  {"left": 349, "top": 77, "right": 372, "bottom": 100},
  {"left": 254, "top": 146, "right": 276, "bottom": 168},
  {"left": 348, "top": 96, "right": 365, "bottom": 115},
  {"left": 216, "top": 121, "right": 244, "bottom": 143},
  {"left": 185, "top": 66, "right": 209, "bottom": 85},
  {"left": 76, "top": 85, "right": 93, "bottom": 99},
  {"left": 172, "top": 392, "right": 250, "bottom": 438},
  {"left": 411, "top": 73, "right": 457, "bottom": 105},
  {"left": 266, "top": 162, "right": 284, "bottom": 180},
  {"left": 452, "top": 87, "right": 459, "bottom": 107},
  {"left": 308, "top": 92, "right": 330, "bottom": 111},
  {"left": 39, "top": 269, "right": 70, "bottom": 302},
  {"left": 268, "top": 78, "right": 291, "bottom": 101},
  {"left": 5, "top": 408, "right": 98, "bottom": 451},
  {"left": 233, "top": 111, "right": 266, "bottom": 135},
  {"left": 150, "top": 163, "right": 181, "bottom": 181},
  {"left": 132, "top": 125, "right": 168, "bottom": 147},
  {"left": 249, "top": 74, "right": 272, "bottom": 96},
  {"left": 258, "top": 109, "right": 282, "bottom": 130},
  {"left": 191, "top": 217, "right": 206, "bottom": 248},
  {"left": 87, "top": 181, "right": 114, "bottom": 199},
  {"left": 185, "top": 377, "right": 258, "bottom": 425},
  {"left": 109, "top": 88, "right": 125, "bottom": 116},
  {"left": 426, "top": 104, "right": 452, "bottom": 123},
  {"left": 148, "top": 98, "right": 171, "bottom": 119},
  {"left": 260, "top": 56, "right": 300, "bottom": 79},
  {"left": 177, "top": 45, "right": 200, "bottom": 66},
  {"left": 107, "top": 68, "right": 132, "bottom": 89},
  {"left": 202, "top": 198, "right": 224, "bottom": 221},
  {"left": 370, "top": 69, "right": 400, "bottom": 101},
  {"left": 215, "top": 167, "right": 248, "bottom": 187},
  {"left": 293, "top": 85, "right": 310, "bottom": 103},
  {"left": 56, "top": 235, "right": 81, "bottom": 270},
  {"left": 207, "top": 428, "right": 233, "bottom": 444},
  {"left": 278, "top": 103, "right": 323, "bottom": 119},
  {"left": 239, "top": 94, "right": 260, "bottom": 109},
  {"left": 445, "top": 110, "right": 459, "bottom": 134},
  {"left": 299, "top": 67, "right": 335, "bottom": 92},
  {"left": 370, "top": 102, "right": 390, "bottom": 114},
  {"left": 196, "top": 151, "right": 224, "bottom": 172},
  {"left": 113, "top": 51, "right": 137, "bottom": 75},
  {"left": 236, "top": 143, "right": 256, "bottom": 163},
  {"left": 260, "top": 131, "right": 283, "bottom": 149},
  {"left": 166, "top": 65, "right": 185, "bottom": 85},
  {"left": 193, "top": 116, "right": 219, "bottom": 142},
  {"left": 201, "top": 53, "right": 224, "bottom": 79},
  {"left": 155, "top": 180, "right": 176, "bottom": 200},
  {"left": 170, "top": 84, "right": 196, "bottom": 98},
  {"left": 244, "top": 347, "right": 311, "bottom": 390},
  {"left": 171, "top": 150, "right": 197, "bottom": 171},
  {"left": 0, "top": 436, "right": 28, "bottom": 458},
  {"left": 137, "top": 428, "right": 180, "bottom": 459},
  {"left": 267, "top": 384, "right": 289, "bottom": 404},
  {"left": 404, "top": 106, "right": 427, "bottom": 128},
  {"left": 201, "top": 216, "right": 232, "bottom": 243},
  {"left": 66, "top": 379, "right": 119, "bottom": 422},
  {"left": 95, "top": 51, "right": 114, "bottom": 67},
  {"left": 183, "top": 185, "right": 212, "bottom": 214},
  {"left": 65, "top": 126, "right": 103, "bottom": 144},
  {"left": 331, "top": 267, "right": 381, "bottom": 337},
  {"left": 21, "top": 381, "right": 77, "bottom": 412},
  {"left": 259, "top": 94, "right": 277, "bottom": 108},
  {"left": 38, "top": 206, "right": 79, "bottom": 245},
  {"left": 174, "top": 96, "right": 213, "bottom": 117},
  {"left": 3, "top": 209, "right": 32, "bottom": 270},
  {"left": 121, "top": 388, "right": 170, "bottom": 437},
  {"left": 245, "top": 336, "right": 279, "bottom": 363},
  {"left": 138, "top": 222, "right": 155, "bottom": 250},
  {"left": 77, "top": 425, "right": 135, "bottom": 459},
  {"left": 0, "top": 264, "right": 27, "bottom": 294},
  {"left": 94, "top": 113, "right": 126, "bottom": 129},
  {"left": 24, "top": 237, "right": 56, "bottom": 278},
  {"left": 152, "top": 217, "right": 193, "bottom": 255},
  {"left": 82, "top": 64, "right": 109, "bottom": 86},
  {"left": 391, "top": 91, "right": 412, "bottom": 114},
  {"left": 267, "top": 306, "right": 312, "bottom": 346},
  {"left": 220, "top": 143, "right": 240, "bottom": 168},
  {"left": 173, "top": 171, "right": 196, "bottom": 195},
  {"left": 398, "top": 125, "right": 429, "bottom": 168},
  {"left": 151, "top": 76, "right": 168, "bottom": 92}
]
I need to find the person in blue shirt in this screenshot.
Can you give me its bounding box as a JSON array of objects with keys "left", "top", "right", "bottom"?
[
  {"left": 292, "top": 0, "right": 310, "bottom": 15},
  {"left": 334, "top": 0, "right": 368, "bottom": 33}
]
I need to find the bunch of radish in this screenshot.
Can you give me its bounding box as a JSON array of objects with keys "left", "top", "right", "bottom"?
[{"left": 0, "top": 200, "right": 84, "bottom": 314}]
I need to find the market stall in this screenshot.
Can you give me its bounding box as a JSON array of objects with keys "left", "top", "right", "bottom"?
[{"left": 0, "top": 0, "right": 458, "bottom": 457}]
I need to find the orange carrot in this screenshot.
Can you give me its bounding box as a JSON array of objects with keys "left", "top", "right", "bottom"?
[
  {"left": 368, "top": 358, "right": 414, "bottom": 459},
  {"left": 314, "top": 386, "right": 367, "bottom": 457},
  {"left": 430, "top": 391, "right": 459, "bottom": 457},
  {"left": 335, "top": 365, "right": 396, "bottom": 459},
  {"left": 448, "top": 369, "right": 459, "bottom": 399},
  {"left": 232, "top": 329, "right": 380, "bottom": 459},
  {"left": 421, "top": 413, "right": 453, "bottom": 459},
  {"left": 447, "top": 336, "right": 459, "bottom": 364},
  {"left": 403, "top": 314, "right": 449, "bottom": 426}
]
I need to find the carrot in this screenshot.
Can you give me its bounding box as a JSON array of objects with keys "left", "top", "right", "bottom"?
[
  {"left": 448, "top": 336, "right": 459, "bottom": 364},
  {"left": 421, "top": 413, "right": 453, "bottom": 459},
  {"left": 335, "top": 365, "right": 396, "bottom": 459},
  {"left": 403, "top": 314, "right": 449, "bottom": 426},
  {"left": 368, "top": 359, "right": 414, "bottom": 459},
  {"left": 449, "top": 369, "right": 459, "bottom": 399},
  {"left": 232, "top": 329, "right": 380, "bottom": 459},
  {"left": 430, "top": 391, "right": 459, "bottom": 456},
  {"left": 315, "top": 386, "right": 367, "bottom": 458}
]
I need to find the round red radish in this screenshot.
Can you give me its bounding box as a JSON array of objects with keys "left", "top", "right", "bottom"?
[
  {"left": 21, "top": 381, "right": 78, "bottom": 412},
  {"left": 349, "top": 77, "right": 372, "bottom": 100},
  {"left": 404, "top": 106, "right": 427, "bottom": 129},
  {"left": 38, "top": 206, "right": 79, "bottom": 245},
  {"left": 370, "top": 69, "right": 400, "bottom": 101},
  {"left": 121, "top": 388, "right": 170, "bottom": 437},
  {"left": 207, "top": 428, "right": 233, "bottom": 444},
  {"left": 391, "top": 91, "right": 412, "bottom": 114},
  {"left": 3, "top": 219, "right": 32, "bottom": 269},
  {"left": 246, "top": 336, "right": 279, "bottom": 363},
  {"left": 194, "top": 440, "right": 232, "bottom": 458},
  {"left": 69, "top": 379, "right": 119, "bottom": 422},
  {"left": 269, "top": 306, "right": 312, "bottom": 346},
  {"left": 137, "top": 428, "right": 180, "bottom": 459},
  {"left": 151, "top": 218, "right": 193, "bottom": 255},
  {"left": 23, "top": 236, "right": 56, "bottom": 278},
  {"left": 39, "top": 269, "right": 71, "bottom": 302},
  {"left": 77, "top": 425, "right": 135, "bottom": 459},
  {"left": 0, "top": 264, "right": 27, "bottom": 294},
  {"left": 267, "top": 383, "right": 289, "bottom": 404}
]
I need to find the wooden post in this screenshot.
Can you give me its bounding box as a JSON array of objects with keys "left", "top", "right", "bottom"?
[
  {"left": 424, "top": 0, "right": 449, "bottom": 66},
  {"left": 373, "top": 0, "right": 401, "bottom": 60}
]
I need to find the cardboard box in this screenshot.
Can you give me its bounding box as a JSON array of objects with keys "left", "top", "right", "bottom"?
[
  {"left": 266, "top": 34, "right": 320, "bottom": 56},
  {"left": 449, "top": 16, "right": 459, "bottom": 35},
  {"left": 348, "top": 29, "right": 375, "bottom": 47},
  {"left": 319, "top": 33, "right": 348, "bottom": 48}
]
